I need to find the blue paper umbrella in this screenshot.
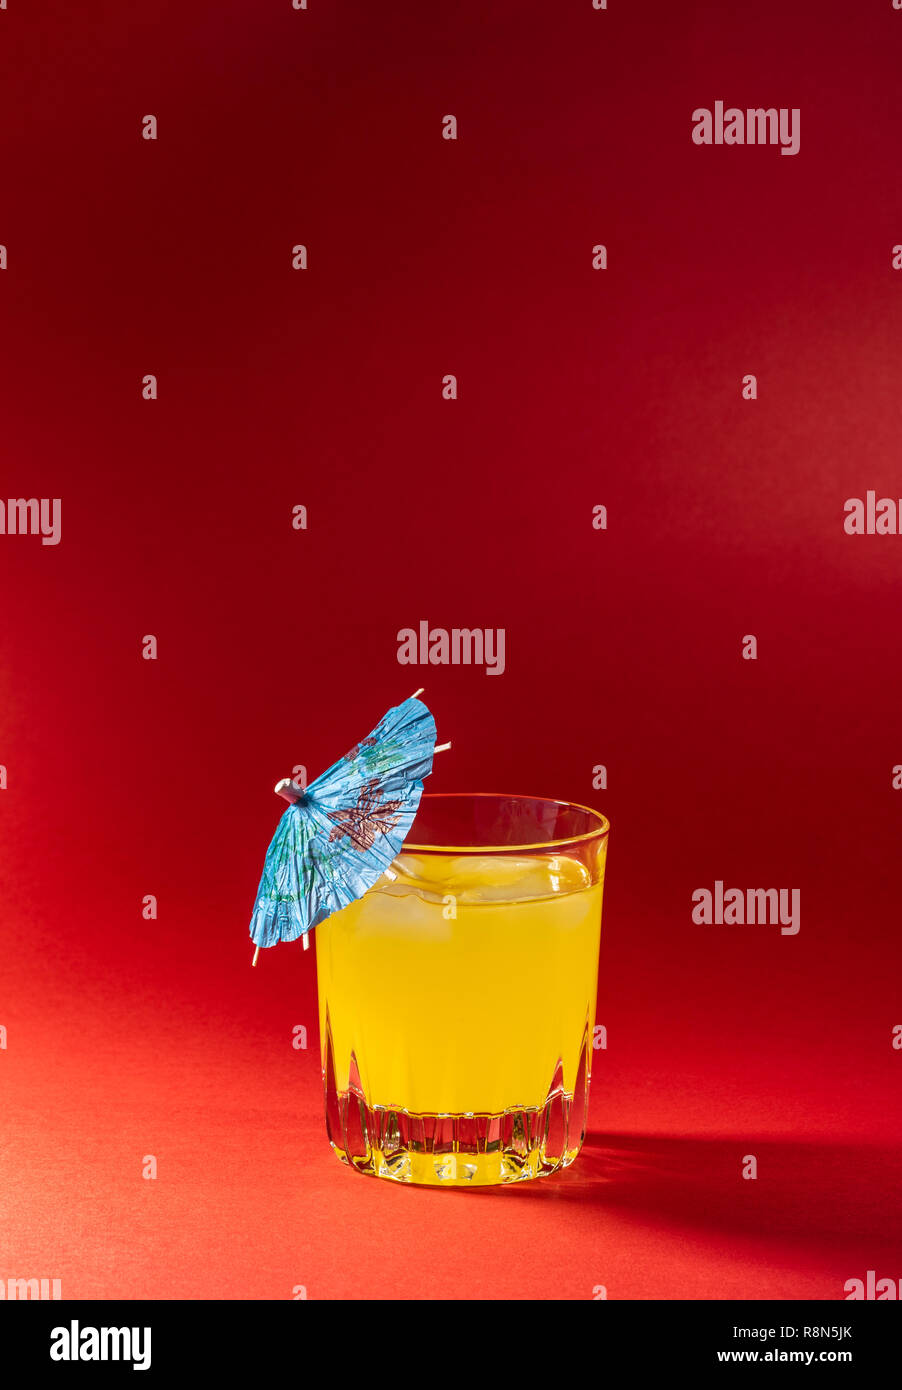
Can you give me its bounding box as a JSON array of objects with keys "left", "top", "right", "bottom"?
[{"left": 249, "top": 693, "right": 446, "bottom": 959}]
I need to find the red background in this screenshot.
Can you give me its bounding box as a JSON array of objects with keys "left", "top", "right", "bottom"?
[{"left": 1, "top": 0, "right": 901, "bottom": 1299}]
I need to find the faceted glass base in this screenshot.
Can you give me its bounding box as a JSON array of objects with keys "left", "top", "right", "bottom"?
[{"left": 324, "top": 1036, "right": 592, "bottom": 1187}]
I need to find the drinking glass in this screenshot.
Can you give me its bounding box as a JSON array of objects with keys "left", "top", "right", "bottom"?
[{"left": 315, "top": 793, "right": 609, "bottom": 1186}]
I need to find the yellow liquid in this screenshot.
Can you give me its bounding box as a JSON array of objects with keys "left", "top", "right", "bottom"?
[{"left": 315, "top": 850, "right": 604, "bottom": 1184}]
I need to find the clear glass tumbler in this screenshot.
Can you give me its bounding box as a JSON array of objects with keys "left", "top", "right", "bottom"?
[{"left": 315, "top": 793, "right": 609, "bottom": 1186}]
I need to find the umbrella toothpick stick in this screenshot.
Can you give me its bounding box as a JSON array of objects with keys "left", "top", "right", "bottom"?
[
  {"left": 412, "top": 689, "right": 451, "bottom": 752},
  {"left": 275, "top": 777, "right": 303, "bottom": 803}
]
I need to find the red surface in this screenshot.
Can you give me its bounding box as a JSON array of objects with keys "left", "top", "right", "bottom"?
[{"left": 1, "top": 0, "right": 901, "bottom": 1299}]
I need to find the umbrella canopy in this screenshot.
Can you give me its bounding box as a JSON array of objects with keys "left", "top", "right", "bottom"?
[{"left": 249, "top": 694, "right": 439, "bottom": 952}]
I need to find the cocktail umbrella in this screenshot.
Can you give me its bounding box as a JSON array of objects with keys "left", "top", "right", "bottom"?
[{"left": 249, "top": 692, "right": 449, "bottom": 962}]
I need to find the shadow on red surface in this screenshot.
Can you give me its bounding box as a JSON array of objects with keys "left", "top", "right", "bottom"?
[{"left": 466, "top": 1131, "right": 901, "bottom": 1260}]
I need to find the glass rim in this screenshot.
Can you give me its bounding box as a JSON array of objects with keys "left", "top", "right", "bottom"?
[{"left": 403, "top": 791, "right": 611, "bottom": 854}]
